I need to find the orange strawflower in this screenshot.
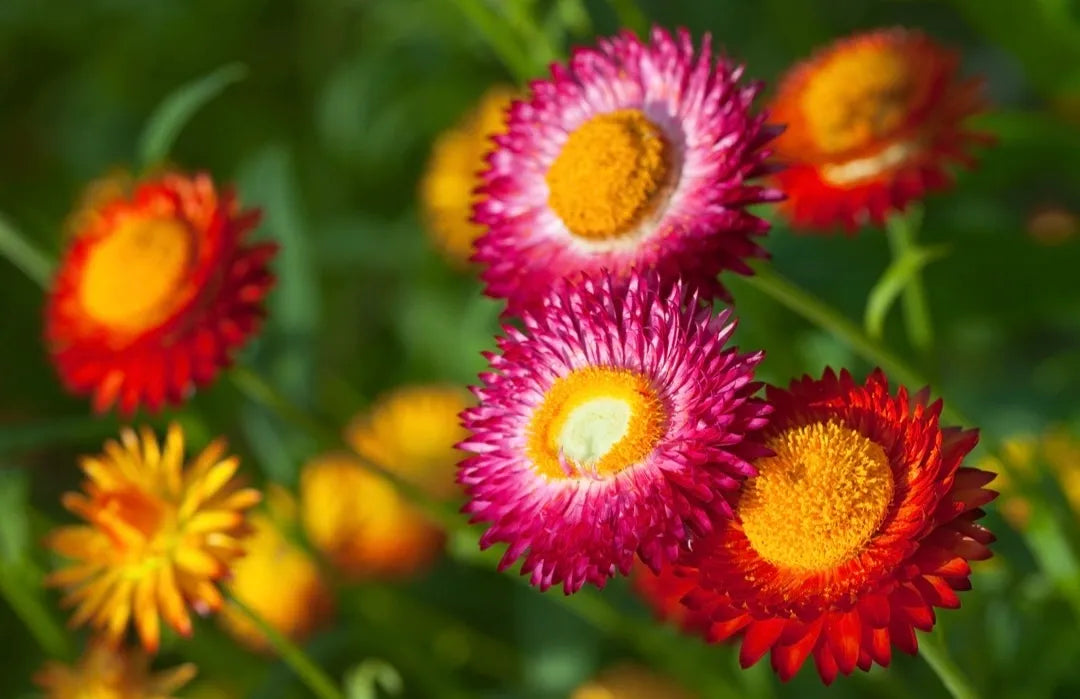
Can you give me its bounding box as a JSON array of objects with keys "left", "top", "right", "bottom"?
[
  {"left": 45, "top": 424, "right": 261, "bottom": 652},
  {"left": 419, "top": 86, "right": 515, "bottom": 265},
  {"left": 571, "top": 664, "right": 696, "bottom": 699},
  {"left": 981, "top": 428, "right": 1080, "bottom": 529},
  {"left": 345, "top": 384, "right": 470, "bottom": 499},
  {"left": 35, "top": 640, "right": 196, "bottom": 699},
  {"left": 45, "top": 172, "right": 277, "bottom": 414},
  {"left": 300, "top": 452, "right": 443, "bottom": 580},
  {"left": 676, "top": 370, "right": 995, "bottom": 684},
  {"left": 220, "top": 487, "right": 333, "bottom": 651},
  {"left": 770, "top": 28, "right": 989, "bottom": 232}
]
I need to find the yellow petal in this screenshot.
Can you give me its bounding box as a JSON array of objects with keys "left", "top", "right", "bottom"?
[
  {"left": 140, "top": 425, "right": 162, "bottom": 474},
  {"left": 134, "top": 574, "right": 161, "bottom": 653},
  {"left": 156, "top": 565, "right": 192, "bottom": 636},
  {"left": 174, "top": 546, "right": 225, "bottom": 579},
  {"left": 162, "top": 423, "right": 185, "bottom": 497},
  {"left": 45, "top": 526, "right": 106, "bottom": 560},
  {"left": 185, "top": 510, "right": 243, "bottom": 535}
]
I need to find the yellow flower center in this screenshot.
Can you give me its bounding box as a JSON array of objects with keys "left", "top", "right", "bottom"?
[
  {"left": 739, "top": 420, "right": 895, "bottom": 572},
  {"left": 527, "top": 367, "right": 666, "bottom": 480},
  {"left": 546, "top": 109, "right": 670, "bottom": 240},
  {"left": 79, "top": 215, "right": 194, "bottom": 332},
  {"left": 801, "top": 45, "right": 915, "bottom": 156}
]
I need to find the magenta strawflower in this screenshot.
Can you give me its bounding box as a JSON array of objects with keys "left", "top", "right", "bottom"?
[
  {"left": 473, "top": 27, "right": 780, "bottom": 316},
  {"left": 457, "top": 270, "right": 771, "bottom": 593}
]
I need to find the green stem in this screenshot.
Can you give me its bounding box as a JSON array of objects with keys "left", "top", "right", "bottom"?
[
  {"left": 605, "top": 0, "right": 650, "bottom": 36},
  {"left": 0, "top": 213, "right": 53, "bottom": 288},
  {"left": 740, "top": 264, "right": 925, "bottom": 389},
  {"left": 227, "top": 593, "right": 344, "bottom": 699},
  {"left": 886, "top": 207, "right": 934, "bottom": 353},
  {"left": 0, "top": 563, "right": 72, "bottom": 659},
  {"left": 918, "top": 631, "right": 979, "bottom": 699},
  {"left": 446, "top": 0, "right": 538, "bottom": 82}
]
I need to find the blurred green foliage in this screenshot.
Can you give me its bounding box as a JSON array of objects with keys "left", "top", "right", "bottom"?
[{"left": 1, "top": 0, "right": 1080, "bottom": 697}]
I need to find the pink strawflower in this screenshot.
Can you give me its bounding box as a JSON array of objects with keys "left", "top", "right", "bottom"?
[
  {"left": 457, "top": 270, "right": 770, "bottom": 593},
  {"left": 473, "top": 27, "right": 780, "bottom": 315}
]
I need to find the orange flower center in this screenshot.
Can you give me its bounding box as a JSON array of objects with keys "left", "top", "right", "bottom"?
[
  {"left": 801, "top": 44, "right": 916, "bottom": 156},
  {"left": 79, "top": 215, "right": 194, "bottom": 332},
  {"left": 95, "top": 487, "right": 174, "bottom": 555},
  {"left": 739, "top": 420, "right": 895, "bottom": 572},
  {"left": 527, "top": 367, "right": 666, "bottom": 480},
  {"left": 546, "top": 109, "right": 670, "bottom": 240}
]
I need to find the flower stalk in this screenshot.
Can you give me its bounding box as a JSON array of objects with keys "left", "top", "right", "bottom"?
[{"left": 227, "top": 593, "right": 345, "bottom": 699}]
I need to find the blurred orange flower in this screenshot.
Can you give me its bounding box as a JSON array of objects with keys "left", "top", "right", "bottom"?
[
  {"left": 35, "top": 640, "right": 196, "bottom": 699},
  {"left": 982, "top": 428, "right": 1080, "bottom": 529},
  {"left": 571, "top": 664, "right": 697, "bottom": 699},
  {"left": 45, "top": 172, "right": 277, "bottom": 414},
  {"left": 220, "top": 487, "right": 333, "bottom": 652},
  {"left": 346, "top": 384, "right": 470, "bottom": 499},
  {"left": 770, "top": 28, "right": 989, "bottom": 232},
  {"left": 45, "top": 424, "right": 261, "bottom": 652},
  {"left": 300, "top": 452, "right": 443, "bottom": 580},
  {"left": 419, "top": 86, "right": 515, "bottom": 265}
]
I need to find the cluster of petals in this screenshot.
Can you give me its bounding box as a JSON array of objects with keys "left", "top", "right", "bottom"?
[
  {"left": 473, "top": 26, "right": 780, "bottom": 315},
  {"left": 45, "top": 172, "right": 277, "bottom": 415},
  {"left": 458, "top": 270, "right": 770, "bottom": 593},
  {"left": 45, "top": 424, "right": 261, "bottom": 652},
  {"left": 770, "top": 28, "right": 990, "bottom": 232},
  {"left": 660, "top": 370, "right": 995, "bottom": 683}
]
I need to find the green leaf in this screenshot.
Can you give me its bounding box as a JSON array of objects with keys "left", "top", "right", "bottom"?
[
  {"left": 138, "top": 62, "right": 247, "bottom": 168},
  {"left": 864, "top": 245, "right": 949, "bottom": 341},
  {"left": 0, "top": 469, "right": 29, "bottom": 564},
  {"left": 0, "top": 211, "right": 53, "bottom": 288},
  {"left": 0, "top": 415, "right": 124, "bottom": 456},
  {"left": 235, "top": 145, "right": 320, "bottom": 402}
]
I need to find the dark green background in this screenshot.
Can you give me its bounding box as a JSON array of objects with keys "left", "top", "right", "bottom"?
[{"left": 1, "top": 0, "right": 1079, "bottom": 697}]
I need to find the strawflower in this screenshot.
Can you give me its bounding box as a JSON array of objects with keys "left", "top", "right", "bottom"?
[
  {"left": 45, "top": 424, "right": 261, "bottom": 651},
  {"left": 220, "top": 487, "right": 333, "bottom": 652},
  {"left": 770, "top": 28, "right": 989, "bottom": 231},
  {"left": 300, "top": 452, "right": 443, "bottom": 580},
  {"left": 45, "top": 172, "right": 277, "bottom": 414},
  {"left": 459, "top": 269, "right": 769, "bottom": 593},
  {"left": 675, "top": 369, "right": 995, "bottom": 683},
  {"left": 420, "top": 86, "right": 515, "bottom": 265},
  {"left": 35, "top": 640, "right": 196, "bottom": 699},
  {"left": 474, "top": 26, "right": 778, "bottom": 314}
]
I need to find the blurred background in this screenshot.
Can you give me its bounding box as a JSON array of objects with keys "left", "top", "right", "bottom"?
[{"left": 1, "top": 0, "right": 1079, "bottom": 697}]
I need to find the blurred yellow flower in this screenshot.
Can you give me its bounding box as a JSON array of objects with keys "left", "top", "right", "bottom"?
[
  {"left": 220, "top": 487, "right": 333, "bottom": 652},
  {"left": 300, "top": 452, "right": 443, "bottom": 580},
  {"left": 981, "top": 427, "right": 1080, "bottom": 529},
  {"left": 571, "top": 664, "right": 697, "bottom": 699},
  {"left": 346, "top": 384, "right": 470, "bottom": 499},
  {"left": 35, "top": 640, "right": 196, "bottom": 699},
  {"left": 419, "top": 86, "right": 515, "bottom": 265},
  {"left": 45, "top": 424, "right": 261, "bottom": 652}
]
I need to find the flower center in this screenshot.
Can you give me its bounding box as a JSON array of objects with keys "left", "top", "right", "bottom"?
[
  {"left": 739, "top": 419, "right": 895, "bottom": 572},
  {"left": 801, "top": 45, "right": 916, "bottom": 156},
  {"left": 95, "top": 487, "right": 172, "bottom": 553},
  {"left": 546, "top": 109, "right": 670, "bottom": 240},
  {"left": 79, "top": 215, "right": 194, "bottom": 332},
  {"left": 527, "top": 367, "right": 666, "bottom": 480}
]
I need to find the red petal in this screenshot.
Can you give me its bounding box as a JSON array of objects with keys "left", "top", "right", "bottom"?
[{"left": 740, "top": 617, "right": 787, "bottom": 668}]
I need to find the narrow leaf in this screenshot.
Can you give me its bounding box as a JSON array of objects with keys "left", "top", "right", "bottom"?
[{"left": 138, "top": 62, "right": 248, "bottom": 168}]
